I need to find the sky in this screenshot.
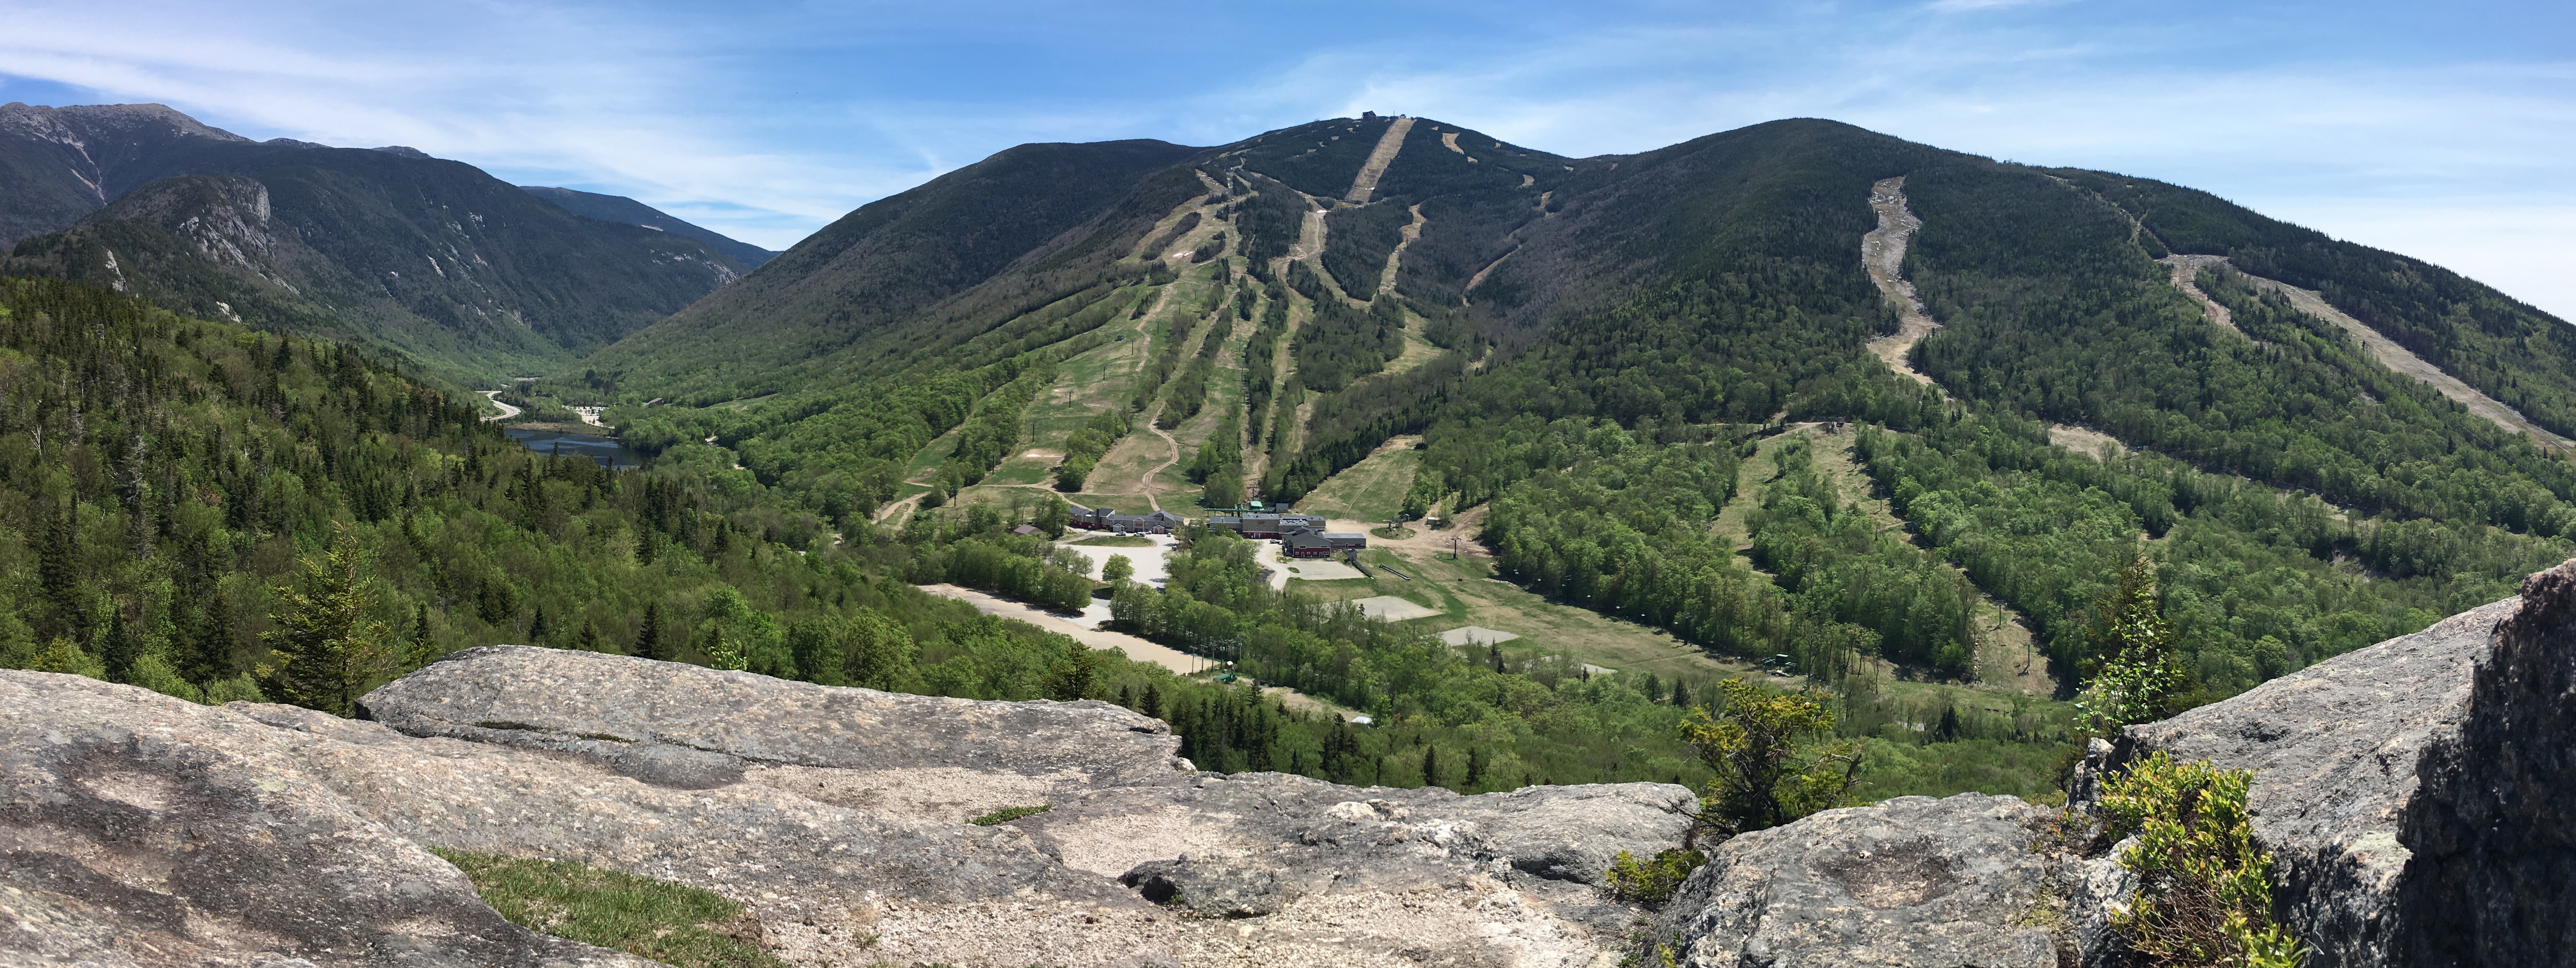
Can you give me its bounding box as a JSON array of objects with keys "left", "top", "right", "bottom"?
[{"left": 5, "top": 0, "right": 2570, "bottom": 317}]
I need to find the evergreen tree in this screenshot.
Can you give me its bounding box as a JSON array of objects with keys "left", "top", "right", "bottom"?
[
  {"left": 1138, "top": 681, "right": 1164, "bottom": 720},
  {"left": 404, "top": 602, "right": 438, "bottom": 669},
  {"left": 35, "top": 501, "right": 80, "bottom": 642},
  {"left": 1465, "top": 747, "right": 1487, "bottom": 788},
  {"left": 100, "top": 610, "right": 137, "bottom": 684},
  {"left": 181, "top": 589, "right": 236, "bottom": 685},
  {"left": 637, "top": 601, "right": 669, "bottom": 661},
  {"left": 1421, "top": 745, "right": 1442, "bottom": 788},
  {"left": 261, "top": 527, "right": 395, "bottom": 716},
  {"left": 2075, "top": 555, "right": 2193, "bottom": 735},
  {"left": 1046, "top": 640, "right": 1097, "bottom": 701},
  {"left": 1685, "top": 679, "right": 1865, "bottom": 836},
  {"left": 1035, "top": 496, "right": 1071, "bottom": 539}
]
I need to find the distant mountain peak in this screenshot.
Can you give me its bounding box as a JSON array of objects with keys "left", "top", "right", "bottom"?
[{"left": 0, "top": 101, "right": 250, "bottom": 143}]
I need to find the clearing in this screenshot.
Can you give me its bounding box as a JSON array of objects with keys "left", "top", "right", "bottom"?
[{"left": 1291, "top": 435, "right": 1421, "bottom": 522}]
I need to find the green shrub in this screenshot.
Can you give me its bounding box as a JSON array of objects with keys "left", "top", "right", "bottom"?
[
  {"left": 1604, "top": 847, "right": 1707, "bottom": 905},
  {"left": 2096, "top": 753, "right": 2306, "bottom": 968}
]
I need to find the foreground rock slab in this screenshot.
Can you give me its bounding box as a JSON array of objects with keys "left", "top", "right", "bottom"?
[
  {"left": 0, "top": 672, "right": 654, "bottom": 968},
  {"left": 6, "top": 647, "right": 1700, "bottom": 968},
  {"left": 1652, "top": 793, "right": 2061, "bottom": 968}
]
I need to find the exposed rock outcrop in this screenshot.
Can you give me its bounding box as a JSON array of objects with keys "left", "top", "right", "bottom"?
[
  {"left": 2400, "top": 564, "right": 2576, "bottom": 966},
  {"left": 2073, "top": 559, "right": 2576, "bottom": 968},
  {"left": 5, "top": 646, "right": 1697, "bottom": 968},
  {"left": 2069, "top": 598, "right": 2509, "bottom": 966},
  {"left": 0, "top": 671, "right": 654, "bottom": 968},
  {"left": 1651, "top": 794, "right": 2063, "bottom": 968}
]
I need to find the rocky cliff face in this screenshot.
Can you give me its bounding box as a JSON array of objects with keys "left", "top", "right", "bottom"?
[
  {"left": 3, "top": 646, "right": 1692, "bottom": 967},
  {"left": 2399, "top": 563, "right": 2576, "bottom": 966}
]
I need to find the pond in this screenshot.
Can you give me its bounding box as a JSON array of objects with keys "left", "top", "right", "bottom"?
[{"left": 505, "top": 428, "right": 643, "bottom": 469}]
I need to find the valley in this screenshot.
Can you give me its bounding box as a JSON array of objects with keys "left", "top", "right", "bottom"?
[{"left": 12, "top": 105, "right": 2576, "bottom": 835}]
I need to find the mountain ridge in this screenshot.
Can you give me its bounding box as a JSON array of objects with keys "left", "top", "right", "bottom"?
[
  {"left": 0, "top": 102, "right": 754, "bottom": 386},
  {"left": 519, "top": 185, "right": 777, "bottom": 269}
]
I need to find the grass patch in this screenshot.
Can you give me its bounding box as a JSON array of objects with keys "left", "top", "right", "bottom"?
[
  {"left": 1071, "top": 535, "right": 1155, "bottom": 547},
  {"left": 428, "top": 847, "right": 782, "bottom": 968},
  {"left": 968, "top": 804, "right": 1053, "bottom": 825},
  {"left": 1294, "top": 441, "right": 1420, "bottom": 521}
]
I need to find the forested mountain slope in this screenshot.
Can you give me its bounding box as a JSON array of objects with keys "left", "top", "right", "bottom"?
[
  {"left": 521, "top": 185, "right": 777, "bottom": 268},
  {"left": 0, "top": 103, "right": 752, "bottom": 387}
]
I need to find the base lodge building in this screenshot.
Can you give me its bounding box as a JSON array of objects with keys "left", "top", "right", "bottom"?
[
  {"left": 1207, "top": 514, "right": 1366, "bottom": 558},
  {"left": 1068, "top": 507, "right": 1187, "bottom": 535}
]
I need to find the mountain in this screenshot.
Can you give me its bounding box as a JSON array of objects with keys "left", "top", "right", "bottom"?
[
  {"left": 520, "top": 185, "right": 776, "bottom": 269},
  {"left": 568, "top": 112, "right": 2576, "bottom": 726},
  {"left": 0, "top": 102, "right": 751, "bottom": 386},
  {"left": 573, "top": 138, "right": 1202, "bottom": 400}
]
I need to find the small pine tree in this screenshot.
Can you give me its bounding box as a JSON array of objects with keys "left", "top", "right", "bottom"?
[
  {"left": 404, "top": 602, "right": 439, "bottom": 669},
  {"left": 1465, "top": 747, "right": 1487, "bottom": 788},
  {"left": 35, "top": 502, "right": 80, "bottom": 641},
  {"left": 181, "top": 588, "right": 236, "bottom": 685},
  {"left": 637, "top": 601, "right": 668, "bottom": 661},
  {"left": 100, "top": 609, "right": 137, "bottom": 684},
  {"left": 2076, "top": 555, "right": 2194, "bottom": 735},
  {"left": 1138, "top": 682, "right": 1164, "bottom": 720},
  {"left": 261, "top": 526, "right": 394, "bottom": 716},
  {"left": 1422, "top": 745, "right": 1442, "bottom": 788}
]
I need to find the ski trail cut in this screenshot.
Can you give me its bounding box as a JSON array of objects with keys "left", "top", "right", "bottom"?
[
  {"left": 1344, "top": 117, "right": 1416, "bottom": 203},
  {"left": 1462, "top": 244, "right": 1518, "bottom": 302},
  {"left": 2211, "top": 257, "right": 2574, "bottom": 449},
  {"left": 1861, "top": 177, "right": 1938, "bottom": 386},
  {"left": 2161, "top": 255, "right": 2242, "bottom": 337},
  {"left": 1379, "top": 204, "right": 1425, "bottom": 295}
]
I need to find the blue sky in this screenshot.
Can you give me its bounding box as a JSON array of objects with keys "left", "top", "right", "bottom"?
[{"left": 5, "top": 0, "right": 2570, "bottom": 316}]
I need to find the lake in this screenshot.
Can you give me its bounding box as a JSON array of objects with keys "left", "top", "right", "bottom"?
[{"left": 505, "top": 428, "right": 643, "bottom": 469}]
